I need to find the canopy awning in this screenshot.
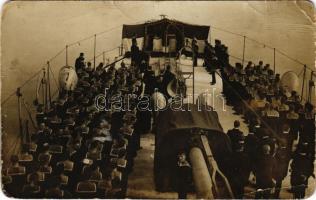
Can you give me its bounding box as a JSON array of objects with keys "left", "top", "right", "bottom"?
[
  {"left": 122, "top": 18, "right": 210, "bottom": 54},
  {"left": 122, "top": 18, "right": 210, "bottom": 39}
]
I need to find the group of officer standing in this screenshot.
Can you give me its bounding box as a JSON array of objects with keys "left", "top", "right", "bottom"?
[{"left": 130, "top": 35, "right": 315, "bottom": 199}]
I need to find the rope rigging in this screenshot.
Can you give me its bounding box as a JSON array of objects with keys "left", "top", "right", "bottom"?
[
  {"left": 211, "top": 25, "right": 315, "bottom": 73},
  {"left": 2, "top": 18, "right": 314, "bottom": 107},
  {"left": 1, "top": 24, "right": 128, "bottom": 105},
  {"left": 87, "top": 45, "right": 121, "bottom": 63}
]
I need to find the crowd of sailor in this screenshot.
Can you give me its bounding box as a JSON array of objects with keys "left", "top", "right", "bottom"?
[
  {"left": 2, "top": 52, "right": 148, "bottom": 198},
  {"left": 203, "top": 39, "right": 315, "bottom": 199},
  {"left": 2, "top": 36, "right": 315, "bottom": 199}
]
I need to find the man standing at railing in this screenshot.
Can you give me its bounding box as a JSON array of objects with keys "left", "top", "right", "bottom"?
[
  {"left": 204, "top": 40, "right": 217, "bottom": 85},
  {"left": 75, "top": 52, "right": 85, "bottom": 72},
  {"left": 192, "top": 38, "right": 198, "bottom": 67}
]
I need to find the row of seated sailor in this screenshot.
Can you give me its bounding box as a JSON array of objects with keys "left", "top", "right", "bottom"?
[
  {"left": 226, "top": 61, "right": 314, "bottom": 157},
  {"left": 3, "top": 54, "right": 144, "bottom": 198},
  {"left": 208, "top": 39, "right": 315, "bottom": 160}
]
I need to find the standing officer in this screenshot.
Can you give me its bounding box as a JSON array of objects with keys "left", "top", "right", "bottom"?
[
  {"left": 272, "top": 143, "right": 291, "bottom": 198},
  {"left": 272, "top": 123, "right": 292, "bottom": 198},
  {"left": 75, "top": 53, "right": 85, "bottom": 72},
  {"left": 245, "top": 125, "right": 260, "bottom": 182},
  {"left": 227, "top": 120, "right": 244, "bottom": 152},
  {"left": 255, "top": 144, "right": 276, "bottom": 199},
  {"left": 227, "top": 120, "right": 251, "bottom": 198},
  {"left": 176, "top": 152, "right": 192, "bottom": 199}
]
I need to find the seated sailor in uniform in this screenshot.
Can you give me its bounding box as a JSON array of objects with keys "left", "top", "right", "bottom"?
[
  {"left": 84, "top": 162, "right": 103, "bottom": 182},
  {"left": 22, "top": 172, "right": 42, "bottom": 198},
  {"left": 7, "top": 154, "right": 26, "bottom": 176},
  {"left": 75, "top": 52, "right": 85, "bottom": 72},
  {"left": 45, "top": 176, "right": 72, "bottom": 198},
  {"left": 7, "top": 155, "right": 27, "bottom": 194},
  {"left": 76, "top": 171, "right": 97, "bottom": 198}
]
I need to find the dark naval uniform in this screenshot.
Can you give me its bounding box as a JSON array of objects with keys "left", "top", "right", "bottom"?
[
  {"left": 272, "top": 145, "right": 291, "bottom": 198},
  {"left": 290, "top": 145, "right": 314, "bottom": 199},
  {"left": 255, "top": 152, "right": 275, "bottom": 199}
]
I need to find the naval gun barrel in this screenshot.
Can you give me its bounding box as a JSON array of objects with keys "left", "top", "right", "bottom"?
[{"left": 189, "top": 147, "right": 214, "bottom": 199}]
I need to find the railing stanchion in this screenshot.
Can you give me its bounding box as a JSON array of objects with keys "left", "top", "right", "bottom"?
[
  {"left": 16, "top": 87, "right": 24, "bottom": 143},
  {"left": 65, "top": 45, "right": 68, "bottom": 66},
  {"left": 47, "top": 61, "right": 52, "bottom": 107},
  {"left": 242, "top": 36, "right": 246, "bottom": 66},
  {"left": 301, "top": 65, "right": 307, "bottom": 101},
  {"left": 94, "top": 34, "right": 97, "bottom": 69},
  {"left": 209, "top": 25, "right": 211, "bottom": 45},
  {"left": 273, "top": 48, "right": 276, "bottom": 72}
]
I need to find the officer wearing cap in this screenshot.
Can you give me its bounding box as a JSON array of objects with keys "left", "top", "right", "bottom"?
[
  {"left": 131, "top": 37, "right": 140, "bottom": 65},
  {"left": 272, "top": 141, "right": 291, "bottom": 198},
  {"left": 255, "top": 144, "right": 276, "bottom": 199},
  {"left": 176, "top": 151, "right": 192, "bottom": 199},
  {"left": 227, "top": 120, "right": 244, "bottom": 152},
  {"left": 300, "top": 102, "right": 315, "bottom": 160},
  {"left": 75, "top": 53, "right": 85, "bottom": 72},
  {"left": 226, "top": 120, "right": 251, "bottom": 198},
  {"left": 245, "top": 124, "right": 260, "bottom": 180}
]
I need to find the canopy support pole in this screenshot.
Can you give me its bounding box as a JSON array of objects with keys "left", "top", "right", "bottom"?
[
  {"left": 94, "top": 34, "right": 97, "bottom": 70},
  {"left": 273, "top": 48, "right": 276, "bottom": 72},
  {"left": 242, "top": 36, "right": 246, "bottom": 66},
  {"left": 16, "top": 88, "right": 24, "bottom": 143},
  {"left": 65, "top": 45, "right": 68, "bottom": 66},
  {"left": 121, "top": 43, "right": 124, "bottom": 56},
  {"left": 301, "top": 65, "right": 307, "bottom": 101},
  {"left": 102, "top": 51, "right": 105, "bottom": 64},
  {"left": 308, "top": 71, "right": 315, "bottom": 102},
  {"left": 144, "top": 24, "right": 148, "bottom": 52},
  {"left": 42, "top": 68, "right": 47, "bottom": 112},
  {"left": 209, "top": 26, "right": 212, "bottom": 45},
  {"left": 193, "top": 53, "right": 195, "bottom": 102},
  {"left": 47, "top": 61, "right": 51, "bottom": 108}
]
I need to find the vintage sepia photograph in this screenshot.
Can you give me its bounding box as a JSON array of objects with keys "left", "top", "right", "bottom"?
[{"left": 1, "top": 0, "right": 315, "bottom": 199}]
